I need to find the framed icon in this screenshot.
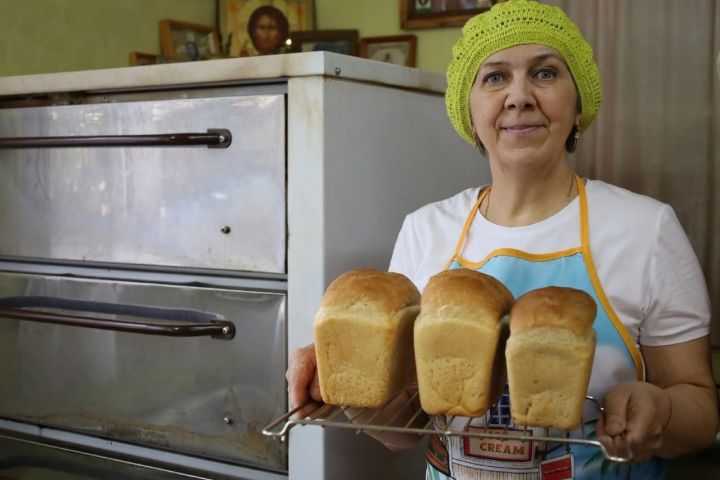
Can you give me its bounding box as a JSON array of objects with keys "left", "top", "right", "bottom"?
[
  {"left": 159, "top": 19, "right": 221, "bottom": 61},
  {"left": 219, "top": 0, "right": 316, "bottom": 56},
  {"left": 401, "top": 0, "right": 502, "bottom": 29},
  {"left": 288, "top": 29, "right": 359, "bottom": 56},
  {"left": 359, "top": 35, "right": 417, "bottom": 67}
]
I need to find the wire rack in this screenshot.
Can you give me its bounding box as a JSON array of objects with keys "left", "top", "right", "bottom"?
[{"left": 262, "top": 390, "right": 632, "bottom": 463}]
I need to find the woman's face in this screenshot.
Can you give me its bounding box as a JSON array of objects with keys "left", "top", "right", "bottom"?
[
  {"left": 469, "top": 44, "right": 580, "bottom": 170},
  {"left": 252, "top": 14, "right": 281, "bottom": 54}
]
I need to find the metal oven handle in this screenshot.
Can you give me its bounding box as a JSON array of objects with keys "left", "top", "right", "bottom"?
[
  {"left": 0, "top": 296, "right": 235, "bottom": 340},
  {"left": 0, "top": 128, "right": 232, "bottom": 149}
]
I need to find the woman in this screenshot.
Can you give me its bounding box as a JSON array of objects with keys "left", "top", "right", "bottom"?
[{"left": 287, "top": 0, "right": 718, "bottom": 478}]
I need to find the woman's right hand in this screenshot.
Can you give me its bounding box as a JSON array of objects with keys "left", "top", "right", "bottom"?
[
  {"left": 285, "top": 343, "right": 424, "bottom": 451},
  {"left": 286, "top": 343, "right": 322, "bottom": 408}
]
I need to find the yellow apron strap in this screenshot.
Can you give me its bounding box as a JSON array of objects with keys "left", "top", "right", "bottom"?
[
  {"left": 446, "top": 187, "right": 488, "bottom": 268},
  {"left": 577, "top": 176, "right": 645, "bottom": 380}
]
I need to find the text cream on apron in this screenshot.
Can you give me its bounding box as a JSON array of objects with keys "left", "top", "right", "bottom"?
[{"left": 425, "top": 176, "right": 665, "bottom": 480}]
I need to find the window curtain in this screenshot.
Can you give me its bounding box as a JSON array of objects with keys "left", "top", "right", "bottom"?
[{"left": 544, "top": 0, "right": 720, "bottom": 344}]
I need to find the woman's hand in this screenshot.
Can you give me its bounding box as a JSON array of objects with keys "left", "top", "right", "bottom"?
[
  {"left": 598, "top": 337, "right": 719, "bottom": 463},
  {"left": 285, "top": 343, "right": 322, "bottom": 409},
  {"left": 596, "top": 381, "right": 672, "bottom": 463},
  {"left": 285, "top": 344, "right": 424, "bottom": 451}
]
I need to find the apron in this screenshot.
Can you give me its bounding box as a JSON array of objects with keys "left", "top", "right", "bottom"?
[{"left": 425, "top": 176, "right": 665, "bottom": 480}]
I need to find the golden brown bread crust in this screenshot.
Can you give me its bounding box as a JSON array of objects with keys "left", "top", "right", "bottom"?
[
  {"left": 420, "top": 268, "right": 514, "bottom": 322},
  {"left": 506, "top": 286, "right": 597, "bottom": 429},
  {"left": 415, "top": 268, "right": 514, "bottom": 416},
  {"left": 509, "top": 286, "right": 597, "bottom": 337},
  {"left": 318, "top": 269, "right": 421, "bottom": 317},
  {"left": 314, "top": 269, "right": 421, "bottom": 408}
]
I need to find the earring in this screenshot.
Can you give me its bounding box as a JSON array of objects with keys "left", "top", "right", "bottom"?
[
  {"left": 472, "top": 131, "right": 486, "bottom": 154},
  {"left": 566, "top": 126, "right": 581, "bottom": 153}
]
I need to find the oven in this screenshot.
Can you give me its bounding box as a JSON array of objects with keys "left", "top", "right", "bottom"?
[
  {"left": 0, "top": 53, "right": 487, "bottom": 479},
  {"left": 0, "top": 85, "right": 289, "bottom": 480}
]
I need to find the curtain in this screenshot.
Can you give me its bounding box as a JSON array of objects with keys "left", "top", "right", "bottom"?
[{"left": 543, "top": 0, "right": 720, "bottom": 344}]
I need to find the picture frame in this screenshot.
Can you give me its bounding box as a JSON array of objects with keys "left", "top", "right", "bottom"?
[
  {"left": 129, "top": 52, "right": 158, "bottom": 66},
  {"left": 218, "top": 0, "right": 316, "bottom": 57},
  {"left": 401, "top": 0, "right": 502, "bottom": 30},
  {"left": 288, "top": 30, "right": 359, "bottom": 56},
  {"left": 159, "top": 19, "right": 221, "bottom": 61},
  {"left": 359, "top": 35, "right": 417, "bottom": 68}
]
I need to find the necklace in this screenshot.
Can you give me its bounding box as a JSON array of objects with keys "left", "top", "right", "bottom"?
[
  {"left": 482, "top": 174, "right": 576, "bottom": 220},
  {"left": 563, "top": 173, "right": 576, "bottom": 205},
  {"left": 482, "top": 186, "right": 492, "bottom": 219}
]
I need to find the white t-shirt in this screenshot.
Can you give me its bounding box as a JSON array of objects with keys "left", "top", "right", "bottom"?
[{"left": 389, "top": 179, "right": 710, "bottom": 347}]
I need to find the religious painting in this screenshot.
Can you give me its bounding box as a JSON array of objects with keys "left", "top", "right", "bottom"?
[{"left": 219, "top": 0, "right": 316, "bottom": 56}]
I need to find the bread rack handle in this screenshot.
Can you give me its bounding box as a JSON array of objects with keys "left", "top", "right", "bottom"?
[{"left": 262, "top": 394, "right": 632, "bottom": 464}]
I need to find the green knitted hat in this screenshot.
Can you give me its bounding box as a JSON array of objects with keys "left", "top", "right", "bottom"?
[{"left": 446, "top": 0, "right": 602, "bottom": 145}]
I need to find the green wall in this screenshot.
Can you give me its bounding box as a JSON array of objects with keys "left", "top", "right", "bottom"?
[
  {"left": 0, "top": 0, "right": 214, "bottom": 77},
  {"left": 0, "top": 0, "right": 458, "bottom": 78}
]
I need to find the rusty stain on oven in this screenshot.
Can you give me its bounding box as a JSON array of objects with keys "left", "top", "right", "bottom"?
[{"left": 14, "top": 410, "right": 287, "bottom": 467}]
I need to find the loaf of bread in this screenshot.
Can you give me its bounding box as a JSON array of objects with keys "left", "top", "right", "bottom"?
[
  {"left": 506, "top": 286, "right": 597, "bottom": 430},
  {"left": 414, "top": 268, "right": 514, "bottom": 417},
  {"left": 313, "top": 269, "right": 421, "bottom": 408}
]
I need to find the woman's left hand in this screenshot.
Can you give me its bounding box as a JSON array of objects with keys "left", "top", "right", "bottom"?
[{"left": 596, "top": 381, "right": 672, "bottom": 463}]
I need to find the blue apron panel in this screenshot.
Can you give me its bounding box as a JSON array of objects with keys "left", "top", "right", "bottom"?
[{"left": 463, "top": 253, "right": 638, "bottom": 374}]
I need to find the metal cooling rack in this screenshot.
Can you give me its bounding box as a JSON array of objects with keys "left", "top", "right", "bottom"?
[{"left": 262, "top": 391, "right": 632, "bottom": 463}]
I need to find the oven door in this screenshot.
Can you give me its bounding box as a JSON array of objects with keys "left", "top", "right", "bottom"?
[
  {"left": 0, "top": 93, "right": 286, "bottom": 273},
  {"left": 0, "top": 271, "right": 287, "bottom": 475}
]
